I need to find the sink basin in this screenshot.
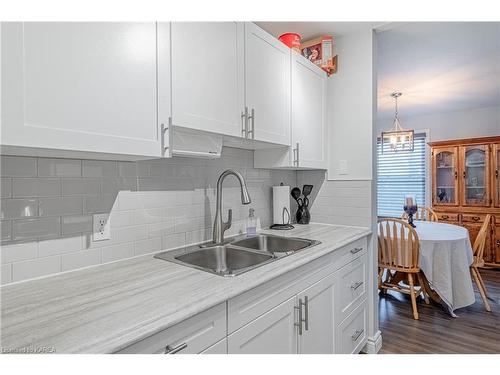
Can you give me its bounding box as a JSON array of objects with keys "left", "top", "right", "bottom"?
[
  {"left": 155, "top": 245, "right": 273, "bottom": 277},
  {"left": 232, "top": 234, "right": 318, "bottom": 254}
]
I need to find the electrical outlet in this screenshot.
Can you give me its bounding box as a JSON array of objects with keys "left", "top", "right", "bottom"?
[
  {"left": 93, "top": 213, "right": 110, "bottom": 241},
  {"left": 339, "top": 160, "right": 348, "bottom": 175}
]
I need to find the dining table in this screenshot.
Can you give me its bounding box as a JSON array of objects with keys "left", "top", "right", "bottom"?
[{"left": 412, "top": 220, "right": 476, "bottom": 316}]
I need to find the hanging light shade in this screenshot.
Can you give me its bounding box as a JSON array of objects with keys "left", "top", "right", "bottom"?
[{"left": 381, "top": 92, "right": 414, "bottom": 153}]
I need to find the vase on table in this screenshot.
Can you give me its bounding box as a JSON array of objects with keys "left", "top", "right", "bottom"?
[{"left": 404, "top": 194, "right": 417, "bottom": 228}]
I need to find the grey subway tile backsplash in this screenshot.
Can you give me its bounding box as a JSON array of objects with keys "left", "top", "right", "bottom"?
[
  {"left": 39, "top": 197, "right": 83, "bottom": 217},
  {"left": 1, "top": 156, "right": 37, "bottom": 177},
  {"left": 12, "top": 178, "right": 61, "bottom": 198},
  {"left": 1, "top": 242, "right": 38, "bottom": 264},
  {"left": 1, "top": 178, "right": 12, "bottom": 198},
  {"left": 12, "top": 217, "right": 61, "bottom": 240},
  {"left": 1, "top": 148, "right": 298, "bottom": 284},
  {"left": 38, "top": 158, "right": 82, "bottom": 177},
  {"left": 1, "top": 198, "right": 38, "bottom": 219}
]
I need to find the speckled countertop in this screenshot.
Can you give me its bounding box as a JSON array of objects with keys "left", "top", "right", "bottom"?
[{"left": 0, "top": 223, "right": 371, "bottom": 354}]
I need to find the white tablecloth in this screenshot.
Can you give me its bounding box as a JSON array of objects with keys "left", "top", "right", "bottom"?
[{"left": 414, "top": 220, "right": 475, "bottom": 315}]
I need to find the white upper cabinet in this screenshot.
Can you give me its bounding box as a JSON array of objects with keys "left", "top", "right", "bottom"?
[
  {"left": 171, "top": 22, "right": 245, "bottom": 138},
  {"left": 244, "top": 22, "right": 291, "bottom": 146},
  {"left": 1, "top": 22, "right": 166, "bottom": 159},
  {"left": 254, "top": 50, "right": 327, "bottom": 169},
  {"left": 291, "top": 51, "right": 327, "bottom": 168}
]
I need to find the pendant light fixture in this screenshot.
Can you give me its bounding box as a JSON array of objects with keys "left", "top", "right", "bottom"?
[{"left": 381, "top": 92, "right": 414, "bottom": 153}]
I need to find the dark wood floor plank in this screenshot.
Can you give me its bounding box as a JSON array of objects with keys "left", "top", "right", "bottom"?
[{"left": 379, "top": 268, "right": 500, "bottom": 354}]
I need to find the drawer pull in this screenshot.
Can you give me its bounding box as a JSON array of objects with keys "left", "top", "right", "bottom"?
[
  {"left": 351, "top": 329, "right": 364, "bottom": 342},
  {"left": 164, "top": 343, "right": 187, "bottom": 354},
  {"left": 441, "top": 215, "right": 449, "bottom": 220},
  {"left": 472, "top": 216, "right": 480, "bottom": 222},
  {"left": 350, "top": 247, "right": 363, "bottom": 254},
  {"left": 295, "top": 298, "right": 307, "bottom": 335},
  {"left": 351, "top": 281, "right": 364, "bottom": 290}
]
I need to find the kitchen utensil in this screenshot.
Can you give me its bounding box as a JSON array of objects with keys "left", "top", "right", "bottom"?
[{"left": 291, "top": 187, "right": 302, "bottom": 203}]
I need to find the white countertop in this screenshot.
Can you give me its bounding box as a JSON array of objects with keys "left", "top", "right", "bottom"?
[{"left": 0, "top": 223, "right": 371, "bottom": 354}]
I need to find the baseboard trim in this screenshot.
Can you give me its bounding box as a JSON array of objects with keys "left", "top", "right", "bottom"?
[{"left": 361, "top": 330, "right": 382, "bottom": 354}]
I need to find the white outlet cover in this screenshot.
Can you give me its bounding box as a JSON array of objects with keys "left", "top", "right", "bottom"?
[
  {"left": 93, "top": 213, "right": 111, "bottom": 242},
  {"left": 339, "top": 160, "right": 348, "bottom": 175}
]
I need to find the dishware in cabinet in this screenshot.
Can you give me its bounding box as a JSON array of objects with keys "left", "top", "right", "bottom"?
[
  {"left": 432, "top": 146, "right": 459, "bottom": 206},
  {"left": 1, "top": 22, "right": 166, "bottom": 159},
  {"left": 459, "top": 144, "right": 491, "bottom": 207},
  {"left": 493, "top": 144, "right": 500, "bottom": 208}
]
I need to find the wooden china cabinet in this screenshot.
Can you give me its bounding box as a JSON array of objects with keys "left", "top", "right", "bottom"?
[{"left": 429, "top": 136, "right": 500, "bottom": 267}]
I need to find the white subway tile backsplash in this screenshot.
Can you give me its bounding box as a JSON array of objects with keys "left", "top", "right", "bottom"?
[
  {"left": 1, "top": 263, "right": 12, "bottom": 284},
  {"left": 12, "top": 255, "right": 61, "bottom": 282},
  {"left": 61, "top": 248, "right": 101, "bottom": 271},
  {"left": 1, "top": 178, "right": 12, "bottom": 198},
  {"left": 118, "top": 162, "right": 138, "bottom": 177},
  {"left": 38, "top": 158, "right": 82, "bottom": 177},
  {"left": 1, "top": 198, "right": 38, "bottom": 219},
  {"left": 134, "top": 237, "right": 162, "bottom": 256},
  {"left": 161, "top": 233, "right": 186, "bottom": 252},
  {"left": 62, "top": 178, "right": 101, "bottom": 196},
  {"left": 148, "top": 219, "right": 175, "bottom": 238},
  {"left": 12, "top": 217, "right": 61, "bottom": 240},
  {"left": 39, "top": 197, "right": 83, "bottom": 217},
  {"left": 38, "top": 236, "right": 83, "bottom": 257},
  {"left": 1, "top": 242, "right": 38, "bottom": 263},
  {"left": 101, "top": 178, "right": 137, "bottom": 195},
  {"left": 83, "top": 195, "right": 118, "bottom": 214},
  {"left": 101, "top": 243, "right": 134, "bottom": 263},
  {"left": 1, "top": 156, "right": 37, "bottom": 177}
]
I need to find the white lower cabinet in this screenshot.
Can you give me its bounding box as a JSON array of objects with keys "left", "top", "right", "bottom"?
[
  {"left": 228, "top": 297, "right": 298, "bottom": 354},
  {"left": 297, "top": 273, "right": 336, "bottom": 354},
  {"left": 116, "top": 236, "right": 369, "bottom": 354},
  {"left": 115, "top": 303, "right": 226, "bottom": 354}
]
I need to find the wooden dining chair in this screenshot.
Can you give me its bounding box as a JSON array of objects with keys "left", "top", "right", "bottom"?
[
  {"left": 470, "top": 214, "right": 492, "bottom": 312},
  {"left": 401, "top": 206, "right": 439, "bottom": 222},
  {"left": 378, "top": 218, "right": 428, "bottom": 320}
]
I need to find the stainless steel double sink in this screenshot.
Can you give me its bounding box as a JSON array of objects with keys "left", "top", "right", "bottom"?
[{"left": 154, "top": 234, "right": 321, "bottom": 277}]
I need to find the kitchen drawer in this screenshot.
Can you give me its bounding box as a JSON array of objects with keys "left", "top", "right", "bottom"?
[
  {"left": 227, "top": 236, "right": 368, "bottom": 334},
  {"left": 336, "top": 300, "right": 367, "bottom": 354},
  {"left": 461, "top": 213, "right": 488, "bottom": 223},
  {"left": 335, "top": 254, "right": 367, "bottom": 323},
  {"left": 436, "top": 212, "right": 460, "bottom": 222},
  {"left": 115, "top": 303, "right": 226, "bottom": 354}
]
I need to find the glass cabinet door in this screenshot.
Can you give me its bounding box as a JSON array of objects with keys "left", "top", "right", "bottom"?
[
  {"left": 433, "top": 147, "right": 459, "bottom": 205},
  {"left": 461, "top": 145, "right": 490, "bottom": 206},
  {"left": 494, "top": 144, "right": 500, "bottom": 207}
]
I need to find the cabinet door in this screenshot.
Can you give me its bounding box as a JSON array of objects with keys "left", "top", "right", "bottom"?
[
  {"left": 493, "top": 144, "right": 500, "bottom": 207},
  {"left": 432, "top": 147, "right": 459, "bottom": 206},
  {"left": 460, "top": 145, "right": 491, "bottom": 207},
  {"left": 463, "top": 222, "right": 493, "bottom": 263},
  {"left": 200, "top": 338, "right": 227, "bottom": 354},
  {"left": 228, "top": 296, "right": 297, "bottom": 354},
  {"left": 494, "top": 224, "right": 500, "bottom": 265},
  {"left": 171, "top": 22, "right": 244, "bottom": 137},
  {"left": 1, "top": 22, "right": 164, "bottom": 158},
  {"left": 244, "top": 22, "right": 291, "bottom": 146},
  {"left": 297, "top": 273, "right": 336, "bottom": 354},
  {"left": 291, "top": 51, "right": 327, "bottom": 169}
]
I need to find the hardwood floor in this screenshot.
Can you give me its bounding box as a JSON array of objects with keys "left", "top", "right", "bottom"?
[{"left": 379, "top": 268, "right": 500, "bottom": 354}]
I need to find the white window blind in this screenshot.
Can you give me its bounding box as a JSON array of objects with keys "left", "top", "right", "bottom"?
[{"left": 377, "top": 133, "right": 427, "bottom": 217}]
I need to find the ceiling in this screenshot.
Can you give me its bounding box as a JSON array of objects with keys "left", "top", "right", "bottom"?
[
  {"left": 255, "top": 21, "right": 382, "bottom": 40},
  {"left": 377, "top": 22, "right": 500, "bottom": 119}
]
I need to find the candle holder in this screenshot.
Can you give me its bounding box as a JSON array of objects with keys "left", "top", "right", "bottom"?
[{"left": 404, "top": 194, "right": 417, "bottom": 228}]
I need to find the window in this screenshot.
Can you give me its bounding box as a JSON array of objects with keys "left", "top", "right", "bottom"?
[{"left": 377, "top": 133, "right": 427, "bottom": 217}]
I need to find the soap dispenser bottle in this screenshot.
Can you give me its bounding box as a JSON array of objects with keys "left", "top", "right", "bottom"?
[{"left": 246, "top": 208, "right": 257, "bottom": 236}]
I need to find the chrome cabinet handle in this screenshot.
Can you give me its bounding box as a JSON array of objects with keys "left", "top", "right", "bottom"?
[
  {"left": 164, "top": 343, "right": 187, "bottom": 354},
  {"left": 294, "top": 298, "right": 304, "bottom": 335},
  {"left": 351, "top": 281, "right": 364, "bottom": 290},
  {"left": 351, "top": 329, "right": 364, "bottom": 341},
  {"left": 496, "top": 169, "right": 499, "bottom": 178},
  {"left": 247, "top": 108, "right": 255, "bottom": 139},
  {"left": 241, "top": 107, "right": 248, "bottom": 138},
  {"left": 293, "top": 143, "right": 300, "bottom": 167},
  {"left": 161, "top": 118, "right": 172, "bottom": 157},
  {"left": 304, "top": 296, "right": 309, "bottom": 331},
  {"left": 350, "top": 247, "right": 363, "bottom": 254},
  {"left": 296, "top": 143, "right": 300, "bottom": 167}
]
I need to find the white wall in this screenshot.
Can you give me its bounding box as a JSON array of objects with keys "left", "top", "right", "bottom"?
[
  {"left": 376, "top": 105, "right": 500, "bottom": 142},
  {"left": 327, "top": 29, "right": 375, "bottom": 180}
]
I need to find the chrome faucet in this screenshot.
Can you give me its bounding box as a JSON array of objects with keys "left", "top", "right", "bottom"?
[{"left": 212, "top": 170, "right": 251, "bottom": 244}]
